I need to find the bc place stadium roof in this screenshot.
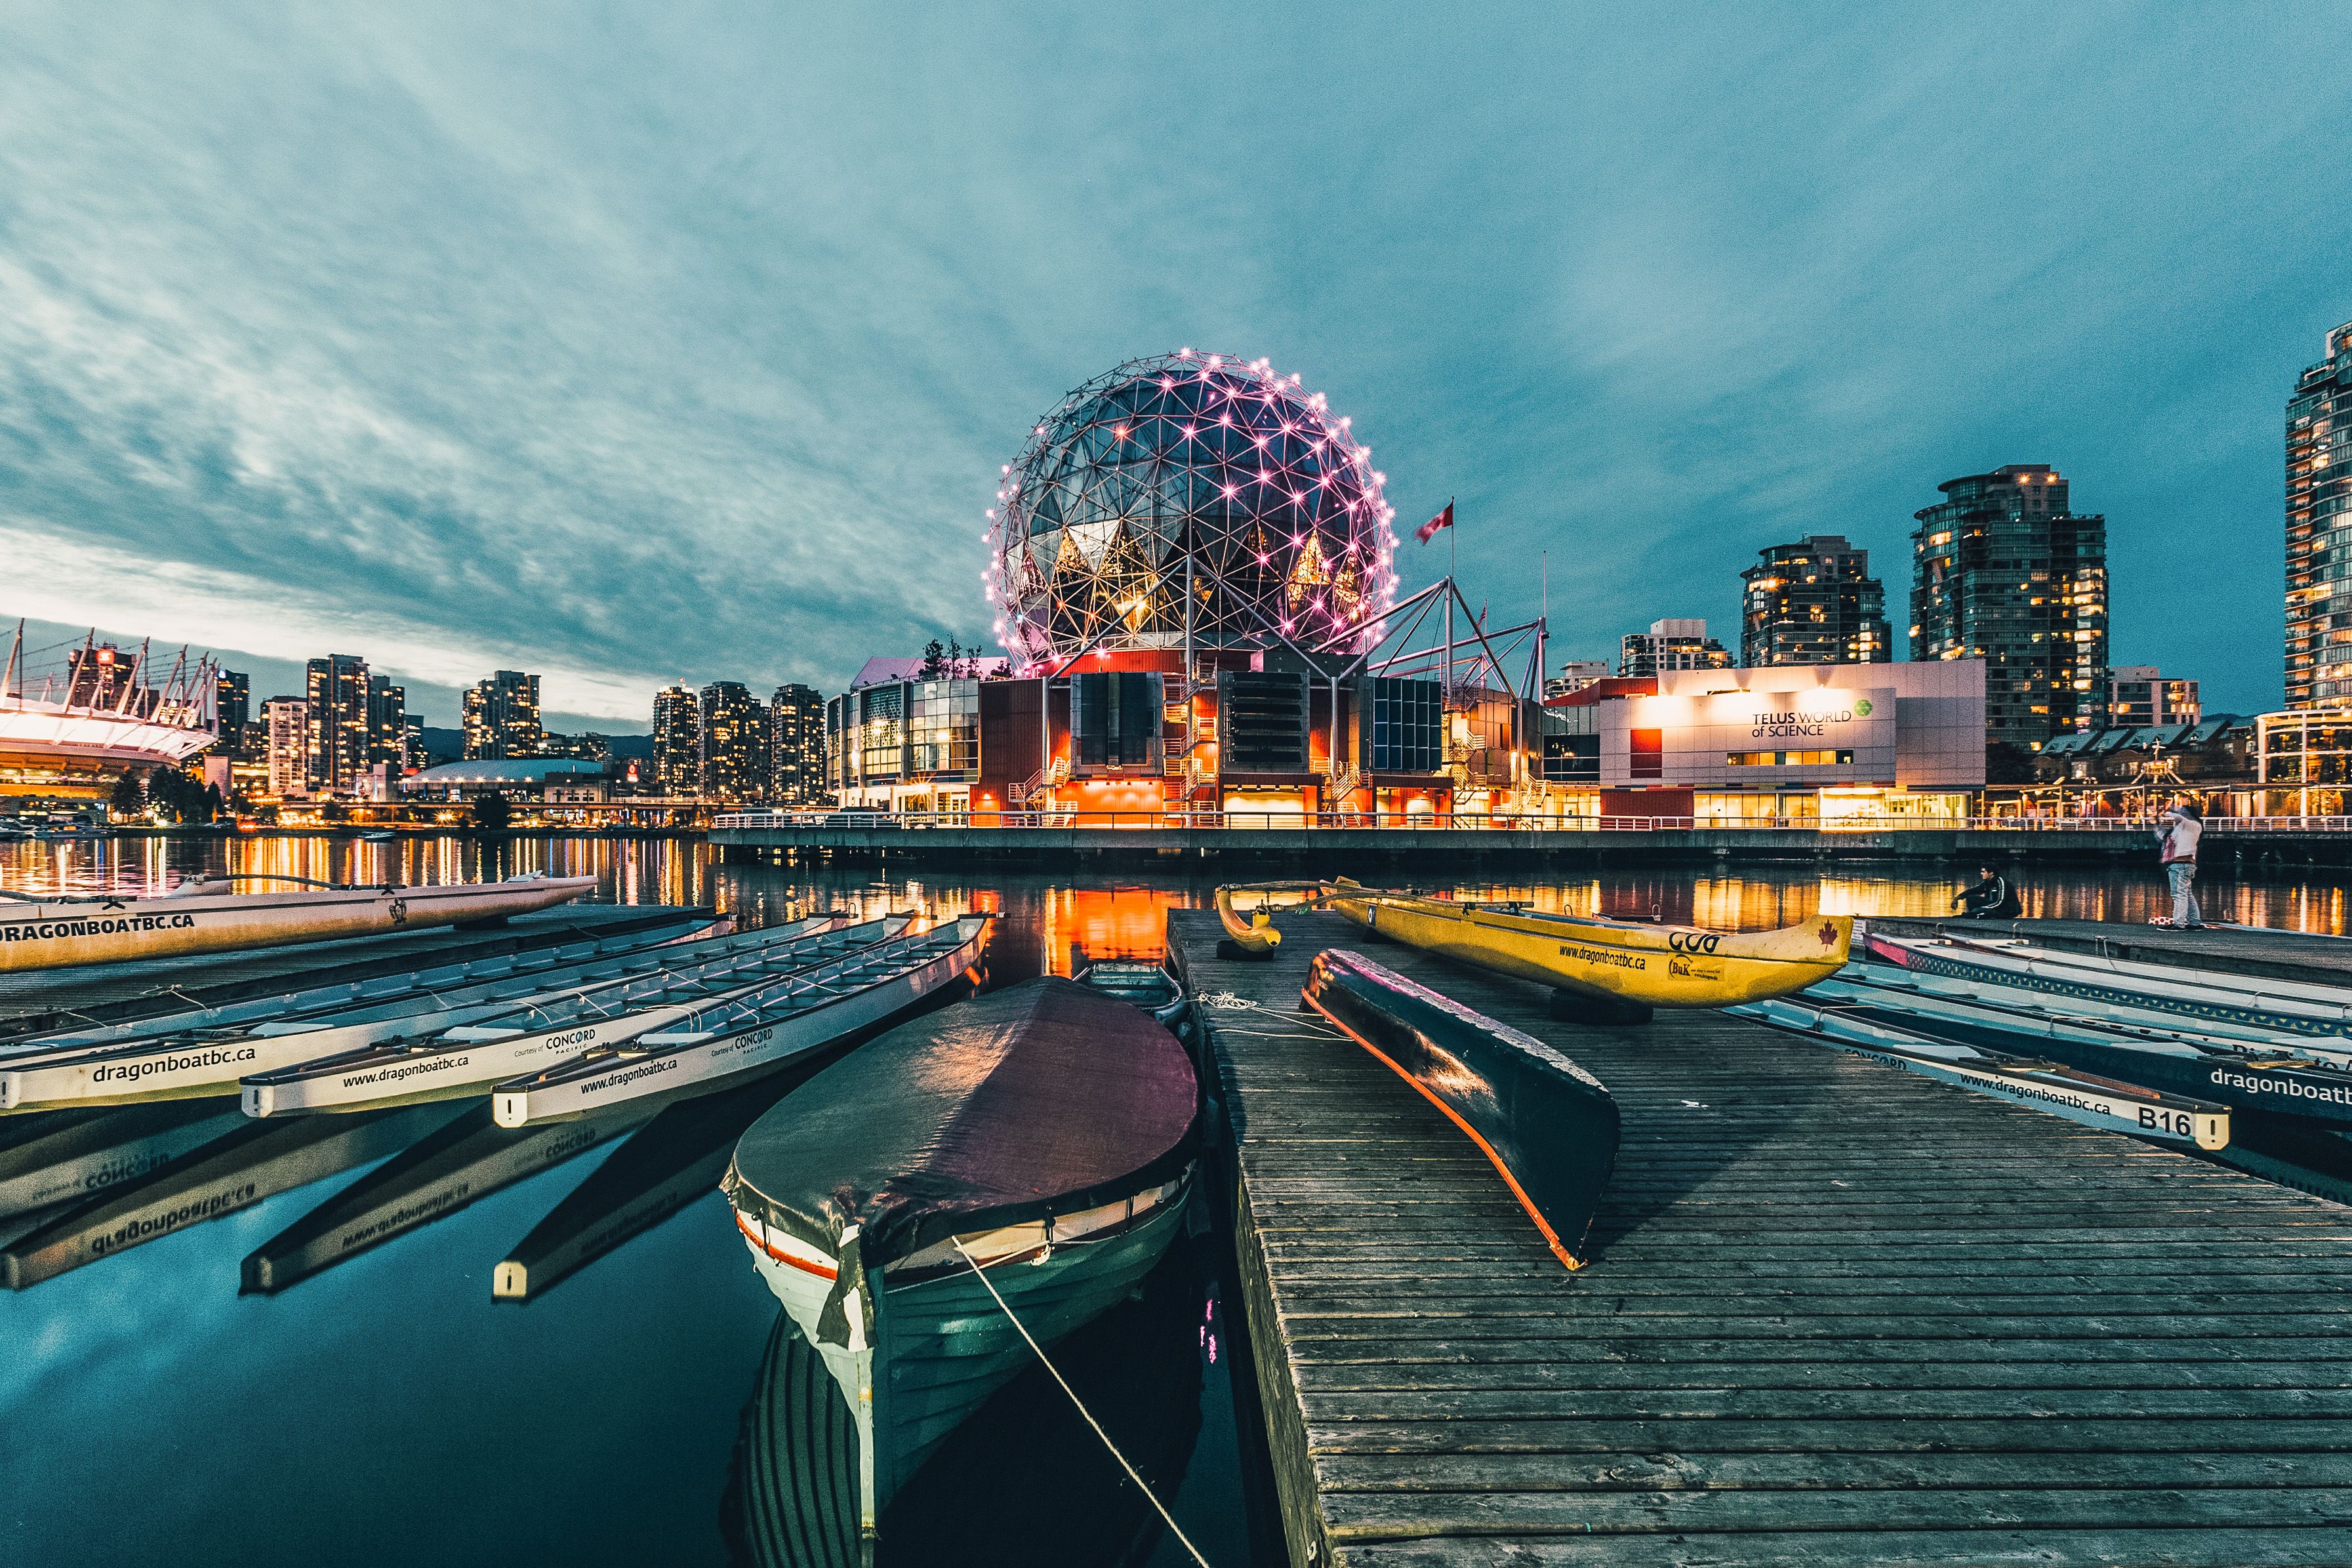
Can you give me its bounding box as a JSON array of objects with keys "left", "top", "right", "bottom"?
[{"left": 2, "top": 627, "right": 220, "bottom": 795}]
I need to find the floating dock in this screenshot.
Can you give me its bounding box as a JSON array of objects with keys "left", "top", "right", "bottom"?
[{"left": 1169, "top": 910, "right": 2352, "bottom": 1567}]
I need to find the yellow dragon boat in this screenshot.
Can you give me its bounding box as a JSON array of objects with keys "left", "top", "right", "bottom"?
[{"left": 1215, "top": 879, "right": 1850, "bottom": 1015}]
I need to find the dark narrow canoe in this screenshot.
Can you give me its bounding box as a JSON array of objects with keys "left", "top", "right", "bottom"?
[{"left": 1302, "top": 948, "right": 1620, "bottom": 1270}]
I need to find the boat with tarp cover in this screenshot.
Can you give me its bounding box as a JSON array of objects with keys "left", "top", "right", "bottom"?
[
  {"left": 1218, "top": 877, "right": 1850, "bottom": 1016},
  {"left": 723, "top": 976, "right": 1200, "bottom": 1544},
  {"left": 0, "top": 872, "right": 599, "bottom": 973}
]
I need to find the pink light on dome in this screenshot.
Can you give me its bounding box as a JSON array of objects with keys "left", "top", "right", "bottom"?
[{"left": 1179, "top": 347, "right": 1192, "bottom": 357}]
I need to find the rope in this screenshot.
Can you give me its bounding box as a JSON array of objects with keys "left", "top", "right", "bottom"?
[{"left": 951, "top": 1237, "right": 1213, "bottom": 1568}]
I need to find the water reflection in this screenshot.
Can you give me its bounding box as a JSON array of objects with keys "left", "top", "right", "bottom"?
[
  {"left": 726, "top": 1234, "right": 1217, "bottom": 1568},
  {"left": 5, "top": 835, "right": 2350, "bottom": 1565},
  {"left": 10, "top": 832, "right": 2346, "bottom": 939}
]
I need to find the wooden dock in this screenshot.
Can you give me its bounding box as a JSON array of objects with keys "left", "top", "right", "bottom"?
[{"left": 1167, "top": 910, "right": 2352, "bottom": 1567}]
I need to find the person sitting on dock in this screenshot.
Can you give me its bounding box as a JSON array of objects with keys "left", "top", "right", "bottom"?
[
  {"left": 2158, "top": 800, "right": 2205, "bottom": 929},
  {"left": 1952, "top": 864, "right": 2021, "bottom": 921}
]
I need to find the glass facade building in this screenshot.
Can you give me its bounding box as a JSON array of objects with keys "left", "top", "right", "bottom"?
[
  {"left": 1910, "top": 465, "right": 2107, "bottom": 750},
  {"left": 987, "top": 352, "right": 1398, "bottom": 664},
  {"left": 1739, "top": 535, "right": 1891, "bottom": 667},
  {"left": 824, "top": 677, "right": 982, "bottom": 809},
  {"left": 2287, "top": 321, "right": 2352, "bottom": 708}
]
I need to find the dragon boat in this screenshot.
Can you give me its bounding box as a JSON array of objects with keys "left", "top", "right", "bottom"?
[{"left": 1217, "top": 878, "right": 1850, "bottom": 1016}]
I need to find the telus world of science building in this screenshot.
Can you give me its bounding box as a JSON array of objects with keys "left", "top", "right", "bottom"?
[
  {"left": 826, "top": 350, "right": 1987, "bottom": 823},
  {"left": 1545, "top": 662, "right": 1987, "bottom": 824}
]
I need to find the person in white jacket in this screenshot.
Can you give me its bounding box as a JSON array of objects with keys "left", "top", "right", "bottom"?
[{"left": 2157, "top": 801, "right": 2204, "bottom": 929}]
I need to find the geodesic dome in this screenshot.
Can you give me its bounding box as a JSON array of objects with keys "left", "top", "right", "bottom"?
[{"left": 986, "top": 351, "right": 1398, "bottom": 666}]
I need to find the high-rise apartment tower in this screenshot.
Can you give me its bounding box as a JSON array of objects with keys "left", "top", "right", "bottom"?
[
  {"left": 651, "top": 686, "right": 700, "bottom": 794},
  {"left": 699, "top": 681, "right": 763, "bottom": 801},
  {"left": 1911, "top": 465, "right": 2107, "bottom": 750},
  {"left": 769, "top": 683, "right": 825, "bottom": 805},
  {"left": 1740, "top": 535, "right": 1891, "bottom": 667},
  {"left": 304, "top": 654, "right": 371, "bottom": 793},
  {"left": 2288, "top": 321, "right": 2352, "bottom": 708},
  {"left": 1619, "top": 619, "right": 1734, "bottom": 679},
  {"left": 462, "top": 671, "right": 543, "bottom": 760}
]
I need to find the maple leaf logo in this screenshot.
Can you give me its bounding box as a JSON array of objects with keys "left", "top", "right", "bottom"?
[{"left": 1817, "top": 921, "right": 1839, "bottom": 947}]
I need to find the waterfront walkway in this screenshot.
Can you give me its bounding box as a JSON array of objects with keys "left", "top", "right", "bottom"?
[
  {"left": 714, "top": 818, "right": 2352, "bottom": 868},
  {"left": 1168, "top": 909, "right": 2352, "bottom": 1566}
]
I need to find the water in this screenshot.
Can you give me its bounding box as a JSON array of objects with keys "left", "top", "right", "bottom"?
[{"left": 3, "top": 833, "right": 2345, "bottom": 1567}]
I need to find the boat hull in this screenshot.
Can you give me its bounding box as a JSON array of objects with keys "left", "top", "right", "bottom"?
[
  {"left": 489, "top": 926, "right": 984, "bottom": 1127},
  {"left": 0, "top": 876, "right": 598, "bottom": 974},
  {"left": 239, "top": 916, "right": 856, "bottom": 1115},
  {"left": 1327, "top": 886, "right": 1851, "bottom": 1009},
  {"left": 1739, "top": 997, "right": 2231, "bottom": 1149},
  {"left": 1302, "top": 948, "right": 1618, "bottom": 1267},
  {"left": 740, "top": 1186, "right": 1190, "bottom": 1535}
]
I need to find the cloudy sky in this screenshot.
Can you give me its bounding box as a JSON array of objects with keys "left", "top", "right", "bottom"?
[{"left": 4, "top": 4, "right": 2347, "bottom": 729}]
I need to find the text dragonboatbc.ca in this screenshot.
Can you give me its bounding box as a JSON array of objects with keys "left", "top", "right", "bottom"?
[{"left": 1, "top": 913, "right": 200, "bottom": 943}]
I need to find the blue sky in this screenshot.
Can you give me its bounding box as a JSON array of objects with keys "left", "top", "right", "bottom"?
[{"left": 3, "top": 4, "right": 2346, "bottom": 729}]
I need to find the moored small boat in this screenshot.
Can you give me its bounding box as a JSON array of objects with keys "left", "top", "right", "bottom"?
[
  {"left": 1226, "top": 879, "right": 1850, "bottom": 1015},
  {"left": 237, "top": 915, "right": 889, "bottom": 1116},
  {"left": 491, "top": 916, "right": 992, "bottom": 1127},
  {"left": 0, "top": 914, "right": 750, "bottom": 1112},
  {"left": 0, "top": 906, "right": 715, "bottom": 1050},
  {"left": 1808, "top": 971, "right": 2352, "bottom": 1133},
  {"left": 1302, "top": 948, "right": 1619, "bottom": 1268},
  {"left": 1864, "top": 931, "right": 2352, "bottom": 1037},
  {"left": 1737, "top": 994, "right": 2233, "bottom": 1150},
  {"left": 723, "top": 976, "right": 1200, "bottom": 1540},
  {"left": 0, "top": 872, "right": 600, "bottom": 974},
  {"left": 1072, "top": 957, "right": 1185, "bottom": 1026}
]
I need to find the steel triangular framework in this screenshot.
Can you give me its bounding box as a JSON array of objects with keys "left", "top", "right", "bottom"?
[{"left": 986, "top": 352, "right": 1400, "bottom": 668}]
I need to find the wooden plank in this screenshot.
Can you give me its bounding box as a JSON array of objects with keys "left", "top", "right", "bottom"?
[{"left": 1169, "top": 907, "right": 2352, "bottom": 1566}]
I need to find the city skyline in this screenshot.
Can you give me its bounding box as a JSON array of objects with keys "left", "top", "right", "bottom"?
[{"left": 4, "top": 10, "right": 2348, "bottom": 722}]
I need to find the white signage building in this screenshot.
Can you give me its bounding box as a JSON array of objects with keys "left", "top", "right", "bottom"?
[{"left": 1552, "top": 660, "right": 1985, "bottom": 822}]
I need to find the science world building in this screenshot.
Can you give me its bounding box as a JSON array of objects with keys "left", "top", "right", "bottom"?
[
  {"left": 816, "top": 353, "right": 1991, "bottom": 824},
  {"left": 830, "top": 351, "right": 1542, "bottom": 820}
]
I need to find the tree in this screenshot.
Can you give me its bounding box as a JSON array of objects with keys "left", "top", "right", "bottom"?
[
  {"left": 109, "top": 769, "right": 147, "bottom": 819},
  {"left": 318, "top": 799, "right": 349, "bottom": 824},
  {"left": 1985, "top": 742, "right": 2037, "bottom": 786},
  {"left": 919, "top": 639, "right": 947, "bottom": 677},
  {"left": 470, "top": 792, "right": 513, "bottom": 832}
]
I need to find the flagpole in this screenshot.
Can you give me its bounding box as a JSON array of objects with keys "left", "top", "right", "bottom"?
[{"left": 1447, "top": 496, "right": 1456, "bottom": 691}]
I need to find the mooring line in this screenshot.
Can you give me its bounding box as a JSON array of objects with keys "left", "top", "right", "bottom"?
[{"left": 952, "top": 1237, "right": 1213, "bottom": 1568}]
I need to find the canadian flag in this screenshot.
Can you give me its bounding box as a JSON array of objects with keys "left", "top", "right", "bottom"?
[{"left": 1415, "top": 501, "right": 1453, "bottom": 544}]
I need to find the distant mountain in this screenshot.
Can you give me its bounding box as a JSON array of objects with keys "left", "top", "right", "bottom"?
[
  {"left": 420, "top": 727, "right": 465, "bottom": 766},
  {"left": 606, "top": 734, "right": 652, "bottom": 761}
]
